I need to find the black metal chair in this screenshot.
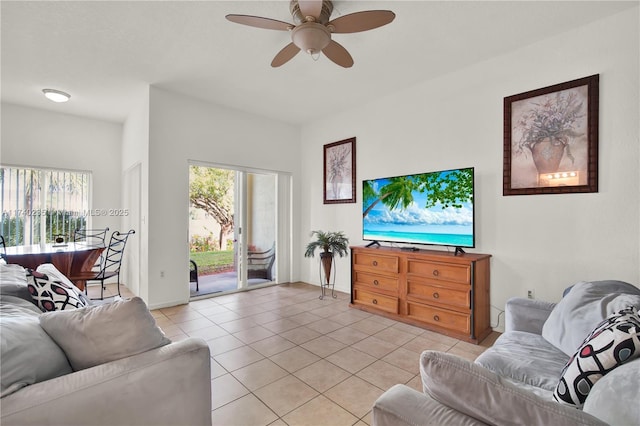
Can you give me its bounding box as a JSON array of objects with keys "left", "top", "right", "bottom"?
[
  {"left": 74, "top": 227, "right": 109, "bottom": 268},
  {"left": 73, "top": 227, "right": 109, "bottom": 246},
  {"left": 189, "top": 260, "right": 199, "bottom": 292},
  {"left": 0, "top": 235, "right": 6, "bottom": 261},
  {"left": 247, "top": 243, "right": 275, "bottom": 281},
  {"left": 70, "top": 230, "right": 135, "bottom": 300}
]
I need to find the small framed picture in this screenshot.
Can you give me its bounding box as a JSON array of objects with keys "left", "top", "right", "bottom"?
[
  {"left": 504, "top": 75, "right": 599, "bottom": 195},
  {"left": 323, "top": 137, "right": 356, "bottom": 204}
]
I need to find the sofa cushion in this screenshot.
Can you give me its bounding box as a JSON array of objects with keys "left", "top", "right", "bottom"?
[
  {"left": 39, "top": 297, "right": 171, "bottom": 371},
  {"left": 475, "top": 330, "right": 569, "bottom": 391},
  {"left": 0, "top": 294, "right": 42, "bottom": 315},
  {"left": 0, "top": 263, "right": 33, "bottom": 302},
  {"left": 0, "top": 297, "right": 73, "bottom": 397},
  {"left": 542, "top": 280, "right": 640, "bottom": 355},
  {"left": 420, "top": 351, "right": 607, "bottom": 426},
  {"left": 582, "top": 358, "right": 640, "bottom": 425},
  {"left": 553, "top": 307, "right": 640, "bottom": 408}
]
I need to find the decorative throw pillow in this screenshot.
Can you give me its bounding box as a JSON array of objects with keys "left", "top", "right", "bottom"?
[
  {"left": 35, "top": 263, "right": 91, "bottom": 307},
  {"left": 39, "top": 297, "right": 171, "bottom": 371},
  {"left": 27, "top": 270, "right": 88, "bottom": 312},
  {"left": 553, "top": 307, "right": 640, "bottom": 408}
]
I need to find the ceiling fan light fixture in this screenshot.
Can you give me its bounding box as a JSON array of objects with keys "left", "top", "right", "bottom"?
[
  {"left": 291, "top": 23, "right": 330, "bottom": 56},
  {"left": 227, "top": 0, "right": 394, "bottom": 68},
  {"left": 42, "top": 88, "right": 71, "bottom": 103}
]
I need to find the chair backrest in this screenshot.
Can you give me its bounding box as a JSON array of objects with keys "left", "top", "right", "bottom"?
[
  {"left": 189, "top": 260, "right": 198, "bottom": 283},
  {"left": 74, "top": 228, "right": 109, "bottom": 247},
  {"left": 0, "top": 235, "right": 6, "bottom": 259},
  {"left": 99, "top": 230, "right": 135, "bottom": 276}
]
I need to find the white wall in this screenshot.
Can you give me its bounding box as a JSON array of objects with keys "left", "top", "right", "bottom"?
[
  {"left": 146, "top": 87, "right": 300, "bottom": 309},
  {"left": 121, "top": 90, "right": 149, "bottom": 299},
  {"left": 299, "top": 8, "right": 640, "bottom": 330},
  {"left": 0, "top": 103, "right": 123, "bottom": 232}
]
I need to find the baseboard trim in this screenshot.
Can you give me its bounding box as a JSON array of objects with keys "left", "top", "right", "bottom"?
[{"left": 148, "top": 297, "right": 190, "bottom": 310}]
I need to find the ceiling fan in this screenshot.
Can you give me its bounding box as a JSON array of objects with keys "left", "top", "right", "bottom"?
[{"left": 226, "top": 0, "right": 395, "bottom": 68}]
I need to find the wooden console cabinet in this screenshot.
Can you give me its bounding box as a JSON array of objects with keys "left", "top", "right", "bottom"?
[{"left": 350, "top": 245, "right": 491, "bottom": 344}]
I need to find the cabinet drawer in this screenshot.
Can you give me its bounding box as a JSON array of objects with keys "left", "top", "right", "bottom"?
[
  {"left": 407, "top": 302, "right": 470, "bottom": 334},
  {"left": 407, "top": 259, "right": 470, "bottom": 284},
  {"left": 354, "top": 271, "right": 398, "bottom": 292},
  {"left": 354, "top": 252, "right": 399, "bottom": 274},
  {"left": 407, "top": 281, "right": 470, "bottom": 309},
  {"left": 354, "top": 288, "right": 398, "bottom": 314}
]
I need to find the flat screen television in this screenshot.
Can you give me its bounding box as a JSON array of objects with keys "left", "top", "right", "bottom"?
[{"left": 362, "top": 167, "right": 475, "bottom": 252}]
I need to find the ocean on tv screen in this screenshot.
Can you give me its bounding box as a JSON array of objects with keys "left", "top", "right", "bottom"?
[{"left": 363, "top": 227, "right": 473, "bottom": 248}]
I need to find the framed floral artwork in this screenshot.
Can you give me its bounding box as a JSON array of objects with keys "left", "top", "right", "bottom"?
[
  {"left": 324, "top": 137, "right": 356, "bottom": 204},
  {"left": 503, "top": 74, "right": 599, "bottom": 195}
]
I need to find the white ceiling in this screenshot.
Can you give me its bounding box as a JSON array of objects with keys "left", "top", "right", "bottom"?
[{"left": 1, "top": 1, "right": 636, "bottom": 126}]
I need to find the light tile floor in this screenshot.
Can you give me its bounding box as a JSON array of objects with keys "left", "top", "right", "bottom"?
[{"left": 141, "top": 282, "right": 499, "bottom": 426}]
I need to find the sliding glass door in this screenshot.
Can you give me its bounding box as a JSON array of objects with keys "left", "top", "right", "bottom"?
[
  {"left": 236, "top": 171, "right": 277, "bottom": 290},
  {"left": 188, "top": 163, "right": 281, "bottom": 297}
]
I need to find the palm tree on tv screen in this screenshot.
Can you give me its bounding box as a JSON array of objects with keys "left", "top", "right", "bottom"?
[{"left": 363, "top": 169, "right": 473, "bottom": 218}]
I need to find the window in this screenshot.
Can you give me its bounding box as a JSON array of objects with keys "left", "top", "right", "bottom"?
[{"left": 0, "top": 166, "right": 91, "bottom": 246}]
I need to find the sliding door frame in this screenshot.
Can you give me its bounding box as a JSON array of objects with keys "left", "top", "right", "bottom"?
[{"left": 188, "top": 160, "right": 292, "bottom": 293}]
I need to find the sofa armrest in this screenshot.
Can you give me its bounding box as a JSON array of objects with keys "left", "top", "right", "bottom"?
[
  {"left": 372, "top": 384, "right": 488, "bottom": 426},
  {"left": 1, "top": 337, "right": 212, "bottom": 426},
  {"left": 505, "top": 297, "right": 556, "bottom": 334},
  {"left": 421, "top": 351, "right": 607, "bottom": 426}
]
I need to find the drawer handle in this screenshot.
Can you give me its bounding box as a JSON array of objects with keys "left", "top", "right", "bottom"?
[
  {"left": 433, "top": 292, "right": 440, "bottom": 299},
  {"left": 372, "top": 261, "right": 378, "bottom": 267},
  {"left": 433, "top": 315, "right": 440, "bottom": 321},
  {"left": 432, "top": 270, "right": 439, "bottom": 277},
  {"left": 373, "top": 280, "right": 379, "bottom": 286},
  {"left": 372, "top": 299, "right": 378, "bottom": 305}
]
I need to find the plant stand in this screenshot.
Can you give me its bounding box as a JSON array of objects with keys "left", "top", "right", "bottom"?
[{"left": 319, "top": 256, "right": 337, "bottom": 300}]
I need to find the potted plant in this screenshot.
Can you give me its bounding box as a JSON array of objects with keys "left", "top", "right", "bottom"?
[
  {"left": 304, "top": 230, "right": 349, "bottom": 285},
  {"left": 514, "top": 91, "right": 584, "bottom": 174}
]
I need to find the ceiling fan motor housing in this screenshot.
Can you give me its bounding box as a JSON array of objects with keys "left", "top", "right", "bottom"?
[
  {"left": 289, "top": 0, "right": 333, "bottom": 24},
  {"left": 292, "top": 23, "right": 331, "bottom": 54}
]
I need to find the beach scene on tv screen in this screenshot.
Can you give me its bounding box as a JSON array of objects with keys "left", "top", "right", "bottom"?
[{"left": 362, "top": 168, "right": 474, "bottom": 247}]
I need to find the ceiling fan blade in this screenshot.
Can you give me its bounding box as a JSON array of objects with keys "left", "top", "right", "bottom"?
[
  {"left": 322, "top": 40, "right": 354, "bottom": 68},
  {"left": 226, "top": 14, "right": 292, "bottom": 31},
  {"left": 298, "top": 1, "right": 323, "bottom": 20},
  {"left": 329, "top": 10, "right": 395, "bottom": 33},
  {"left": 271, "top": 43, "right": 301, "bottom": 67}
]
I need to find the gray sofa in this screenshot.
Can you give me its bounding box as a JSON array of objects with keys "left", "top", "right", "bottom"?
[
  {"left": 372, "top": 280, "right": 640, "bottom": 426},
  {"left": 0, "top": 263, "right": 212, "bottom": 426}
]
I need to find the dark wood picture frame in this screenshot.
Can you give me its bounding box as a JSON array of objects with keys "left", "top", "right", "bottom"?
[
  {"left": 323, "top": 137, "right": 356, "bottom": 204},
  {"left": 503, "top": 74, "right": 599, "bottom": 195}
]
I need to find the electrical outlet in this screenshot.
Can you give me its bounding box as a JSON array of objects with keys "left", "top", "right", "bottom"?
[{"left": 527, "top": 289, "right": 534, "bottom": 299}]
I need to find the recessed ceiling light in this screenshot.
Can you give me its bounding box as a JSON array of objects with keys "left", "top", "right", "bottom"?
[{"left": 42, "top": 89, "right": 71, "bottom": 103}]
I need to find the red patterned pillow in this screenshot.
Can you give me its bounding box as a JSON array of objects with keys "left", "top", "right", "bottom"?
[
  {"left": 27, "top": 271, "right": 89, "bottom": 312},
  {"left": 554, "top": 307, "right": 640, "bottom": 408}
]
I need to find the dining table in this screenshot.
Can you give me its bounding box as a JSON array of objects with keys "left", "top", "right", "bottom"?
[{"left": 4, "top": 242, "right": 105, "bottom": 291}]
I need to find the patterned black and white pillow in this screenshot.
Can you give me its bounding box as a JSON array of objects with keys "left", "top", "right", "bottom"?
[
  {"left": 27, "top": 271, "right": 89, "bottom": 312},
  {"left": 554, "top": 306, "right": 640, "bottom": 408}
]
